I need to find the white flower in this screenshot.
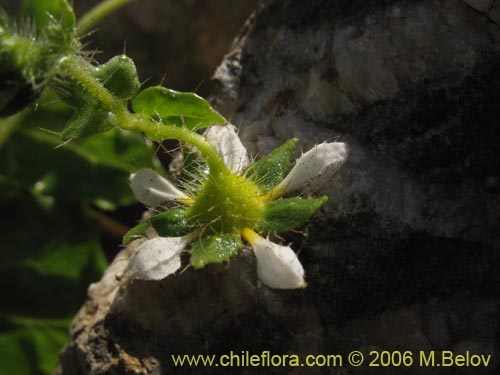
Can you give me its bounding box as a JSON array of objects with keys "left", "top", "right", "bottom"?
[
  {"left": 130, "top": 168, "right": 188, "bottom": 207},
  {"left": 252, "top": 236, "right": 306, "bottom": 289},
  {"left": 204, "top": 124, "right": 249, "bottom": 173},
  {"left": 276, "top": 142, "right": 348, "bottom": 194},
  {"left": 127, "top": 127, "right": 348, "bottom": 289},
  {"left": 123, "top": 236, "right": 190, "bottom": 280}
]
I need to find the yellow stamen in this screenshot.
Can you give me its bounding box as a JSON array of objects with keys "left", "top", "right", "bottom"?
[
  {"left": 241, "top": 228, "right": 261, "bottom": 246},
  {"left": 259, "top": 187, "right": 285, "bottom": 202},
  {"left": 178, "top": 197, "right": 195, "bottom": 206}
]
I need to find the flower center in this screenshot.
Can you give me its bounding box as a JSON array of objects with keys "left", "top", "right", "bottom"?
[{"left": 187, "top": 172, "right": 264, "bottom": 233}]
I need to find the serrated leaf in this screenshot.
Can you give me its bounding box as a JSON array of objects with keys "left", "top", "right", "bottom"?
[
  {"left": 122, "top": 208, "right": 191, "bottom": 245},
  {"left": 133, "top": 86, "right": 226, "bottom": 130},
  {"left": 256, "top": 196, "right": 328, "bottom": 233},
  {"left": 246, "top": 138, "right": 298, "bottom": 192},
  {"left": 190, "top": 234, "right": 242, "bottom": 269}
]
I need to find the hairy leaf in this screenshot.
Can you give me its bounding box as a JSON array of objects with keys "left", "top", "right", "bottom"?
[
  {"left": 246, "top": 138, "right": 297, "bottom": 192},
  {"left": 257, "top": 196, "right": 328, "bottom": 233},
  {"left": 133, "top": 86, "right": 226, "bottom": 130},
  {"left": 123, "top": 207, "right": 192, "bottom": 245},
  {"left": 190, "top": 234, "right": 242, "bottom": 269}
]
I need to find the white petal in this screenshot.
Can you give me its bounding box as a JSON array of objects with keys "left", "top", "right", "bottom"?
[
  {"left": 252, "top": 237, "right": 306, "bottom": 289},
  {"left": 130, "top": 168, "right": 187, "bottom": 206},
  {"left": 277, "top": 142, "right": 348, "bottom": 194},
  {"left": 205, "top": 124, "right": 249, "bottom": 173},
  {"left": 123, "top": 236, "right": 189, "bottom": 280}
]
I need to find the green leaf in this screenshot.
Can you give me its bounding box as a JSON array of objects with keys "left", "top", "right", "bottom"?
[
  {"left": 21, "top": 240, "right": 107, "bottom": 281},
  {"left": 0, "top": 316, "right": 72, "bottom": 375},
  {"left": 122, "top": 207, "right": 192, "bottom": 245},
  {"left": 4, "top": 93, "right": 159, "bottom": 210},
  {"left": 22, "top": 90, "right": 159, "bottom": 173},
  {"left": 133, "top": 86, "right": 226, "bottom": 130},
  {"left": 0, "top": 128, "right": 137, "bottom": 208},
  {"left": 257, "top": 196, "right": 328, "bottom": 233},
  {"left": 0, "top": 108, "right": 115, "bottom": 375},
  {"left": 0, "top": 237, "right": 108, "bottom": 314},
  {"left": 246, "top": 138, "right": 298, "bottom": 192},
  {"left": 190, "top": 234, "right": 243, "bottom": 269},
  {"left": 0, "top": 235, "right": 107, "bottom": 375},
  {"left": 77, "top": 127, "right": 160, "bottom": 173}
]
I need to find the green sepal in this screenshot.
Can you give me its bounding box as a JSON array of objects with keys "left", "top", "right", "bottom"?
[
  {"left": 133, "top": 86, "right": 226, "bottom": 130},
  {"left": 59, "top": 56, "right": 140, "bottom": 140},
  {"left": 122, "top": 222, "right": 149, "bottom": 245},
  {"left": 190, "top": 233, "right": 243, "bottom": 269},
  {"left": 62, "top": 106, "right": 117, "bottom": 141},
  {"left": 122, "top": 207, "right": 191, "bottom": 245},
  {"left": 246, "top": 138, "right": 298, "bottom": 192},
  {"left": 94, "top": 55, "right": 140, "bottom": 100},
  {"left": 256, "top": 196, "right": 328, "bottom": 233}
]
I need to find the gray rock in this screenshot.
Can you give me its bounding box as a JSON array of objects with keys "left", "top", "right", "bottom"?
[
  {"left": 464, "top": 0, "right": 493, "bottom": 13},
  {"left": 57, "top": 0, "right": 500, "bottom": 374}
]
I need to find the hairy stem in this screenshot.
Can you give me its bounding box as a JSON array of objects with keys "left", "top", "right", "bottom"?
[
  {"left": 76, "top": 0, "right": 136, "bottom": 36},
  {"left": 59, "top": 56, "right": 227, "bottom": 173},
  {"left": 133, "top": 119, "right": 227, "bottom": 174},
  {"left": 60, "top": 56, "right": 129, "bottom": 122}
]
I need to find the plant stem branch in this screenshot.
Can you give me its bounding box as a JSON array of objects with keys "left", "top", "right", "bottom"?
[{"left": 60, "top": 56, "right": 227, "bottom": 174}]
